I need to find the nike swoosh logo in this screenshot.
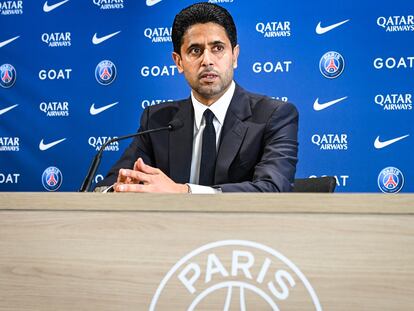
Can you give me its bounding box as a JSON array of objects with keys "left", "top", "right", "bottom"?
[
  {"left": 43, "top": 0, "right": 70, "bottom": 13},
  {"left": 92, "top": 31, "right": 121, "bottom": 45},
  {"left": 374, "top": 134, "right": 409, "bottom": 149},
  {"left": 313, "top": 96, "right": 347, "bottom": 111},
  {"left": 0, "top": 36, "right": 20, "bottom": 48},
  {"left": 39, "top": 138, "right": 67, "bottom": 151},
  {"left": 316, "top": 19, "right": 350, "bottom": 34},
  {"left": 0, "top": 104, "right": 18, "bottom": 116},
  {"left": 146, "top": 0, "right": 162, "bottom": 6},
  {"left": 90, "top": 102, "right": 118, "bottom": 115}
]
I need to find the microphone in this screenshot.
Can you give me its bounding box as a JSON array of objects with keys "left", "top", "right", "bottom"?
[{"left": 79, "top": 119, "right": 183, "bottom": 192}]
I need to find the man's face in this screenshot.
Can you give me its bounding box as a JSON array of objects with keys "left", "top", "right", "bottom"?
[{"left": 172, "top": 22, "right": 239, "bottom": 106}]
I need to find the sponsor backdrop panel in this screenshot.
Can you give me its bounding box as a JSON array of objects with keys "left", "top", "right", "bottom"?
[{"left": 0, "top": 0, "right": 412, "bottom": 193}]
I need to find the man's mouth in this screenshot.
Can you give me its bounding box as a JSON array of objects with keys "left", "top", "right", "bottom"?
[{"left": 199, "top": 72, "right": 218, "bottom": 82}]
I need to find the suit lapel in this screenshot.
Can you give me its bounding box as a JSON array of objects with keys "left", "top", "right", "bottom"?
[
  {"left": 215, "top": 85, "right": 251, "bottom": 183},
  {"left": 169, "top": 99, "right": 194, "bottom": 183}
]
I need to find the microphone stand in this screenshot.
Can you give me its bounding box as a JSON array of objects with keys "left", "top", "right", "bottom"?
[{"left": 79, "top": 126, "right": 172, "bottom": 192}]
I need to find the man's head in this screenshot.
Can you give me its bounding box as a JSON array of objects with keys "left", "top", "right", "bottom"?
[
  {"left": 172, "top": 2, "right": 237, "bottom": 55},
  {"left": 171, "top": 3, "right": 239, "bottom": 106}
]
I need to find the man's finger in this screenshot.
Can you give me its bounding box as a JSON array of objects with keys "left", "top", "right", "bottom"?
[
  {"left": 136, "top": 158, "right": 160, "bottom": 175},
  {"left": 133, "top": 158, "right": 140, "bottom": 171},
  {"left": 117, "top": 169, "right": 129, "bottom": 183},
  {"left": 115, "top": 183, "right": 146, "bottom": 192},
  {"left": 120, "top": 168, "right": 151, "bottom": 183}
]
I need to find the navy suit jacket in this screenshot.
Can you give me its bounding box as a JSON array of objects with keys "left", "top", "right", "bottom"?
[{"left": 97, "top": 85, "right": 298, "bottom": 192}]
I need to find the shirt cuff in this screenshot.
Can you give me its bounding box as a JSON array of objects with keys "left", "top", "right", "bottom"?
[{"left": 187, "top": 183, "right": 221, "bottom": 194}]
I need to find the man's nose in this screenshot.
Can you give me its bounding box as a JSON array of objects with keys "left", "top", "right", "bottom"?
[{"left": 201, "top": 49, "right": 214, "bottom": 66}]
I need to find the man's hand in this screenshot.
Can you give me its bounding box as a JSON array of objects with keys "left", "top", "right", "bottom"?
[{"left": 114, "top": 158, "right": 188, "bottom": 193}]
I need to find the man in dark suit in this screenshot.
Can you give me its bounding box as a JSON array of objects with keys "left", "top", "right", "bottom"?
[{"left": 96, "top": 2, "right": 298, "bottom": 193}]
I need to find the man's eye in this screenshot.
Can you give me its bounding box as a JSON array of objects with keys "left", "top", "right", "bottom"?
[
  {"left": 213, "top": 45, "right": 224, "bottom": 52},
  {"left": 190, "top": 47, "right": 201, "bottom": 55}
]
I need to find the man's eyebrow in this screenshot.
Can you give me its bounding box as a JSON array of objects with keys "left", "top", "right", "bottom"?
[
  {"left": 187, "top": 40, "right": 226, "bottom": 49},
  {"left": 186, "top": 43, "right": 202, "bottom": 51},
  {"left": 185, "top": 40, "right": 227, "bottom": 53},
  {"left": 209, "top": 40, "right": 225, "bottom": 46}
]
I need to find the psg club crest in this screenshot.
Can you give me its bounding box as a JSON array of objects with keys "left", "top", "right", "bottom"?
[
  {"left": 42, "top": 166, "right": 63, "bottom": 191},
  {"left": 377, "top": 166, "right": 404, "bottom": 194},
  {"left": 0, "top": 64, "right": 16, "bottom": 88},
  {"left": 95, "top": 60, "right": 117, "bottom": 85},
  {"left": 150, "top": 240, "right": 322, "bottom": 310},
  {"left": 319, "top": 51, "right": 345, "bottom": 79}
]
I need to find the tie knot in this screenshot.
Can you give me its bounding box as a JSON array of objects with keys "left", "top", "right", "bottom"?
[{"left": 203, "top": 109, "right": 215, "bottom": 124}]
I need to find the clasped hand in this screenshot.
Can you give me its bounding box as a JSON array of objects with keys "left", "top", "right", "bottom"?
[{"left": 114, "top": 158, "right": 188, "bottom": 193}]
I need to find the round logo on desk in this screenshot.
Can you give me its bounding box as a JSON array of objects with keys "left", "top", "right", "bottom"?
[
  {"left": 377, "top": 166, "right": 404, "bottom": 193},
  {"left": 150, "top": 240, "right": 322, "bottom": 310},
  {"left": 41, "top": 166, "right": 63, "bottom": 191}
]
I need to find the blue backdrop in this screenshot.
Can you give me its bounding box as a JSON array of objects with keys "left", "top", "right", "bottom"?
[{"left": 1, "top": 0, "right": 412, "bottom": 192}]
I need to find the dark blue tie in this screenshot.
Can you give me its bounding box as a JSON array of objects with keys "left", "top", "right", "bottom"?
[{"left": 199, "top": 109, "right": 217, "bottom": 186}]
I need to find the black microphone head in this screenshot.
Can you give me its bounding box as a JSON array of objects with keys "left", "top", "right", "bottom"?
[{"left": 168, "top": 118, "right": 184, "bottom": 130}]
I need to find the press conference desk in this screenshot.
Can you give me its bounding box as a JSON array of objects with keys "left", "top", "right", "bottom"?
[{"left": 0, "top": 193, "right": 413, "bottom": 310}]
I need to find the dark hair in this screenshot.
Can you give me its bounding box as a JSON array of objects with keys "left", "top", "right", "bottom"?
[{"left": 172, "top": 2, "right": 237, "bottom": 54}]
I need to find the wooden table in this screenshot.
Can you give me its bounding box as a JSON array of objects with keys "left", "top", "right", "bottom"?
[{"left": 1, "top": 193, "right": 413, "bottom": 310}]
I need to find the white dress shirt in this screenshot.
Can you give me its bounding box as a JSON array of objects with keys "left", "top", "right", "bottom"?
[{"left": 188, "top": 81, "right": 236, "bottom": 194}]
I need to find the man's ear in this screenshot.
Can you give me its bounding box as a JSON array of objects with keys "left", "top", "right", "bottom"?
[
  {"left": 232, "top": 44, "right": 240, "bottom": 69},
  {"left": 172, "top": 52, "right": 184, "bottom": 73}
]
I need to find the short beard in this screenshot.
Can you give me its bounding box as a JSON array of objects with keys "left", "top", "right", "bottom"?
[{"left": 194, "top": 83, "right": 225, "bottom": 99}]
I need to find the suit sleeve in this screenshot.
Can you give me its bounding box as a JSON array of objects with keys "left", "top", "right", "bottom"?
[
  {"left": 94, "top": 107, "right": 155, "bottom": 188},
  {"left": 217, "top": 102, "right": 299, "bottom": 192}
]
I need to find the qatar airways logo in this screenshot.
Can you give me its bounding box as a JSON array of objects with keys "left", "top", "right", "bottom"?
[
  {"left": 93, "top": 0, "right": 123, "bottom": 10},
  {"left": 374, "top": 93, "right": 412, "bottom": 111},
  {"left": 146, "top": 0, "right": 234, "bottom": 7},
  {"left": 373, "top": 56, "right": 414, "bottom": 70},
  {"left": 144, "top": 27, "right": 171, "bottom": 43},
  {"left": 141, "top": 99, "right": 173, "bottom": 109},
  {"left": 88, "top": 136, "right": 119, "bottom": 151},
  {"left": 140, "top": 64, "right": 178, "bottom": 77},
  {"left": 40, "top": 101, "right": 69, "bottom": 117},
  {"left": 256, "top": 21, "right": 291, "bottom": 38},
  {"left": 252, "top": 61, "right": 292, "bottom": 73},
  {"left": 311, "top": 134, "right": 348, "bottom": 151},
  {"left": 377, "top": 15, "right": 414, "bottom": 32},
  {"left": 208, "top": 0, "right": 234, "bottom": 3},
  {"left": 0, "top": 137, "right": 19, "bottom": 152},
  {"left": 0, "top": 1, "right": 23, "bottom": 15},
  {"left": 41, "top": 32, "right": 71, "bottom": 47},
  {"left": 150, "top": 240, "right": 321, "bottom": 310}
]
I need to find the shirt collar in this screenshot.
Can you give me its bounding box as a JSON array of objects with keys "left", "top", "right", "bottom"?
[{"left": 191, "top": 80, "right": 235, "bottom": 130}]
